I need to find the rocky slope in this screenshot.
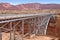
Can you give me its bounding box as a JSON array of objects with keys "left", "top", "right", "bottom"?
[{"left": 0, "top": 3, "right": 60, "bottom": 10}]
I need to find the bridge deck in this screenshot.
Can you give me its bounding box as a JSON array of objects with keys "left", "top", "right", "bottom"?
[{"left": 0, "top": 13, "right": 54, "bottom": 20}]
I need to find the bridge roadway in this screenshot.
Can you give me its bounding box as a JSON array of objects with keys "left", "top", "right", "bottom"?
[{"left": 0, "top": 13, "right": 54, "bottom": 40}]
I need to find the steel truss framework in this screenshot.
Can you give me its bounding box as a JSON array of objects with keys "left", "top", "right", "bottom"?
[{"left": 0, "top": 13, "right": 54, "bottom": 40}]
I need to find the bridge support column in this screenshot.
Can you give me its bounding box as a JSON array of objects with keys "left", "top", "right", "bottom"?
[
  {"left": 10, "top": 22, "right": 12, "bottom": 40},
  {"left": 21, "top": 20, "right": 24, "bottom": 40},
  {"left": 0, "top": 26, "right": 2, "bottom": 40},
  {"left": 28, "top": 19, "right": 32, "bottom": 38},
  {"left": 33, "top": 18, "right": 36, "bottom": 36}
]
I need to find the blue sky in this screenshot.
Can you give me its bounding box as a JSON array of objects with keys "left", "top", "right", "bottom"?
[{"left": 0, "top": 0, "right": 60, "bottom": 5}]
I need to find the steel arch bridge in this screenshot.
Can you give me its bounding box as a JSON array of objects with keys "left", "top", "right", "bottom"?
[{"left": 0, "top": 13, "right": 55, "bottom": 40}]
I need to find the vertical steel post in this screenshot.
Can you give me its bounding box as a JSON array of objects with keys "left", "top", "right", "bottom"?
[
  {"left": 14, "top": 25, "right": 16, "bottom": 40},
  {"left": 28, "top": 20, "right": 31, "bottom": 38},
  {"left": 10, "top": 22, "right": 12, "bottom": 40},
  {"left": 40, "top": 16, "right": 46, "bottom": 35},
  {"left": 33, "top": 17, "right": 36, "bottom": 35},
  {"left": 28, "top": 19, "right": 32, "bottom": 38},
  {"left": 0, "top": 24, "right": 2, "bottom": 40},
  {"left": 13, "top": 21, "right": 21, "bottom": 40},
  {"left": 35, "top": 17, "right": 39, "bottom": 35},
  {"left": 21, "top": 20, "right": 24, "bottom": 40},
  {"left": 37, "top": 17, "right": 40, "bottom": 35}
]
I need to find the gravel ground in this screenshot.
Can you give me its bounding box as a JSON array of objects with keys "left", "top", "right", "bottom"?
[{"left": 2, "top": 32, "right": 58, "bottom": 40}]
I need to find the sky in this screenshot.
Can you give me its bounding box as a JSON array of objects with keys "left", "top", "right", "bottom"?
[{"left": 0, "top": 0, "right": 60, "bottom": 5}]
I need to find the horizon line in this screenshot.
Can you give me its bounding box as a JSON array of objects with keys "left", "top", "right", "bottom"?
[{"left": 0, "top": 2, "right": 60, "bottom": 5}]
